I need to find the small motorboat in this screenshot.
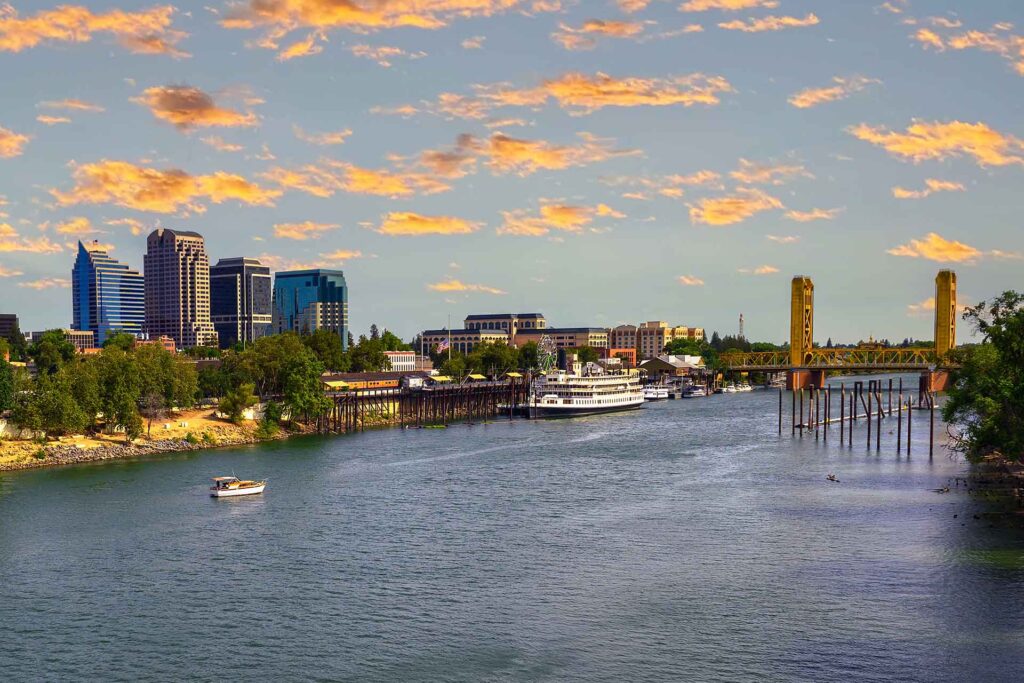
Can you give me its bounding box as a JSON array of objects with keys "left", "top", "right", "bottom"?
[
  {"left": 210, "top": 476, "right": 267, "bottom": 497},
  {"left": 643, "top": 386, "right": 670, "bottom": 401},
  {"left": 826, "top": 474, "right": 840, "bottom": 483}
]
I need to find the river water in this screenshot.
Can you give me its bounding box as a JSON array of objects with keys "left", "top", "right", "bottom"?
[{"left": 2, "top": 379, "right": 1023, "bottom": 682}]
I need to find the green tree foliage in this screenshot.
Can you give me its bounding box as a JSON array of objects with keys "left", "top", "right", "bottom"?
[
  {"left": 219, "top": 383, "right": 259, "bottom": 424},
  {"left": 14, "top": 371, "right": 88, "bottom": 437},
  {"left": 6, "top": 323, "right": 27, "bottom": 362},
  {"left": 28, "top": 330, "right": 76, "bottom": 375},
  {"left": 282, "top": 353, "right": 331, "bottom": 420},
  {"left": 568, "top": 346, "right": 600, "bottom": 364},
  {"left": 467, "top": 341, "right": 519, "bottom": 376},
  {"left": 517, "top": 342, "right": 539, "bottom": 371},
  {"left": 348, "top": 337, "right": 391, "bottom": 372},
  {"left": 184, "top": 345, "right": 221, "bottom": 359},
  {"left": 0, "top": 337, "right": 9, "bottom": 360},
  {"left": 380, "top": 329, "right": 411, "bottom": 351},
  {"left": 102, "top": 332, "right": 136, "bottom": 352},
  {"left": 943, "top": 292, "right": 1024, "bottom": 462},
  {"left": 0, "top": 359, "right": 14, "bottom": 413},
  {"left": 303, "top": 329, "right": 350, "bottom": 372},
  {"left": 440, "top": 354, "right": 467, "bottom": 379}
]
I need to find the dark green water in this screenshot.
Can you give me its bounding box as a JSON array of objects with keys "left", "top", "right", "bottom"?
[{"left": 2, "top": 384, "right": 1023, "bottom": 682}]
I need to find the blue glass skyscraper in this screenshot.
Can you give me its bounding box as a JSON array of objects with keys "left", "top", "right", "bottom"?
[
  {"left": 72, "top": 240, "right": 145, "bottom": 345},
  {"left": 272, "top": 269, "right": 348, "bottom": 349}
]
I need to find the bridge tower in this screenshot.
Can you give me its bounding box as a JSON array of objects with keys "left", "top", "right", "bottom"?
[
  {"left": 934, "top": 270, "right": 957, "bottom": 359},
  {"left": 789, "top": 276, "right": 814, "bottom": 366}
]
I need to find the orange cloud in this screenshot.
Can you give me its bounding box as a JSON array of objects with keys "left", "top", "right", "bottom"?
[
  {"left": 350, "top": 44, "right": 426, "bottom": 66},
  {"left": 887, "top": 232, "right": 981, "bottom": 263},
  {"left": 54, "top": 216, "right": 98, "bottom": 235},
  {"left": 552, "top": 19, "right": 649, "bottom": 51},
  {"left": 617, "top": 0, "right": 651, "bottom": 11},
  {"left": 738, "top": 265, "right": 779, "bottom": 275},
  {"left": 498, "top": 202, "right": 625, "bottom": 236},
  {"left": 788, "top": 75, "right": 879, "bottom": 108},
  {"left": 262, "top": 160, "right": 450, "bottom": 198},
  {"left": 678, "top": 275, "right": 705, "bottom": 286},
  {"left": 0, "top": 126, "right": 30, "bottom": 158},
  {"left": 376, "top": 212, "right": 482, "bottom": 236},
  {"left": 105, "top": 218, "right": 146, "bottom": 235},
  {"left": 907, "top": 296, "right": 935, "bottom": 317},
  {"left": 0, "top": 227, "right": 63, "bottom": 253},
  {"left": 18, "top": 277, "right": 70, "bottom": 290},
  {"left": 222, "top": 0, "right": 552, "bottom": 51},
  {"left": 133, "top": 86, "right": 259, "bottom": 130},
  {"left": 603, "top": 170, "right": 723, "bottom": 197},
  {"left": 52, "top": 160, "right": 282, "bottom": 214},
  {"left": 784, "top": 207, "right": 841, "bottom": 222},
  {"left": 321, "top": 249, "right": 363, "bottom": 261},
  {"left": 273, "top": 221, "right": 340, "bottom": 240},
  {"left": 0, "top": 265, "right": 24, "bottom": 277},
  {"left": 276, "top": 32, "right": 323, "bottom": 61},
  {"left": 681, "top": 0, "right": 778, "bottom": 11},
  {"left": 484, "top": 71, "right": 734, "bottom": 115},
  {"left": 688, "top": 188, "right": 784, "bottom": 226},
  {"left": 201, "top": 136, "right": 245, "bottom": 153},
  {"left": 718, "top": 14, "right": 819, "bottom": 32},
  {"left": 731, "top": 158, "right": 811, "bottom": 185},
  {"left": 912, "top": 21, "right": 1024, "bottom": 77},
  {"left": 849, "top": 120, "right": 1024, "bottom": 167},
  {"left": 892, "top": 178, "right": 965, "bottom": 199},
  {"left": 293, "top": 126, "right": 352, "bottom": 146},
  {"left": 36, "top": 115, "right": 71, "bottom": 125},
  {"left": 0, "top": 4, "right": 188, "bottom": 56},
  {"left": 38, "top": 98, "right": 105, "bottom": 112},
  {"left": 461, "top": 35, "right": 485, "bottom": 49},
  {"left": 427, "top": 279, "right": 506, "bottom": 295}
]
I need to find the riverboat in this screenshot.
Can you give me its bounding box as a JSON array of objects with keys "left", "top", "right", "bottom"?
[
  {"left": 530, "top": 370, "right": 644, "bottom": 417},
  {"left": 210, "top": 476, "right": 267, "bottom": 497}
]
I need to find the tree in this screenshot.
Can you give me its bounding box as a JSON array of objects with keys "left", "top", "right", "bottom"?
[
  {"left": 826, "top": 337, "right": 833, "bottom": 348},
  {"left": 95, "top": 348, "right": 142, "bottom": 439},
  {"left": 369, "top": 324, "right": 380, "bottom": 341},
  {"left": 102, "top": 332, "right": 136, "bottom": 352},
  {"left": 219, "top": 383, "right": 259, "bottom": 424},
  {"left": 568, "top": 346, "right": 600, "bottom": 364},
  {"left": 347, "top": 331, "right": 355, "bottom": 349},
  {"left": 710, "top": 331, "right": 722, "bottom": 350},
  {"left": 6, "top": 323, "right": 27, "bottom": 362},
  {"left": 517, "top": 341, "right": 539, "bottom": 370},
  {"left": 467, "top": 341, "right": 518, "bottom": 376},
  {"left": 28, "top": 330, "right": 75, "bottom": 375},
  {"left": 303, "top": 329, "right": 349, "bottom": 372},
  {"left": 943, "top": 291, "right": 1024, "bottom": 461},
  {"left": 0, "top": 360, "right": 14, "bottom": 412},
  {"left": 440, "top": 354, "right": 467, "bottom": 379},
  {"left": 348, "top": 337, "right": 390, "bottom": 372},
  {"left": 16, "top": 371, "right": 88, "bottom": 437},
  {"left": 282, "top": 353, "right": 331, "bottom": 421},
  {"left": 380, "top": 329, "right": 410, "bottom": 351}
]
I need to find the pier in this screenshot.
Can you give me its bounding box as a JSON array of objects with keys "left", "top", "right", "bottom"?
[
  {"left": 319, "top": 378, "right": 532, "bottom": 433},
  {"left": 777, "top": 378, "right": 939, "bottom": 456}
]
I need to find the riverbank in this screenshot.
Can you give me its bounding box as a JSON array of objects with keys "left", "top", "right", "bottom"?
[{"left": 0, "top": 409, "right": 306, "bottom": 472}]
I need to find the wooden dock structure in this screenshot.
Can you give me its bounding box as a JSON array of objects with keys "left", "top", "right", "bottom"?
[{"left": 317, "top": 378, "right": 532, "bottom": 434}]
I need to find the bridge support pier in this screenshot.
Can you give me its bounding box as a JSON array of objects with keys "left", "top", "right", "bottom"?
[
  {"left": 920, "top": 369, "right": 950, "bottom": 394},
  {"left": 787, "top": 370, "right": 827, "bottom": 391}
]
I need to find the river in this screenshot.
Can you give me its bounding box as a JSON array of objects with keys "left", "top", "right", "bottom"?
[{"left": 2, "top": 378, "right": 1023, "bottom": 682}]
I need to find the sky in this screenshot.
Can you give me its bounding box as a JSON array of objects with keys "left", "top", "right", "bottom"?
[{"left": 0, "top": 0, "right": 1022, "bottom": 345}]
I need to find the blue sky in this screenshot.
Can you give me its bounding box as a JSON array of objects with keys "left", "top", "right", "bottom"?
[{"left": 1, "top": 0, "right": 1022, "bottom": 344}]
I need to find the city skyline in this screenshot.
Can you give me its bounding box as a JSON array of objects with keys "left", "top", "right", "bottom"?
[{"left": 1, "top": 1, "right": 1023, "bottom": 343}]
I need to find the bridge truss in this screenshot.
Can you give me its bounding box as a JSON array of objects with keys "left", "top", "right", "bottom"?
[{"left": 721, "top": 347, "right": 937, "bottom": 372}]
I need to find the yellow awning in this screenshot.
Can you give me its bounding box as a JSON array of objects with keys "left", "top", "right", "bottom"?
[
  {"left": 467, "top": 374, "right": 487, "bottom": 380},
  {"left": 431, "top": 375, "right": 453, "bottom": 382},
  {"left": 322, "top": 380, "right": 349, "bottom": 389},
  {"left": 505, "top": 372, "right": 523, "bottom": 378}
]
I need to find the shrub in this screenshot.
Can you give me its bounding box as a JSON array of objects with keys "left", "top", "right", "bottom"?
[{"left": 184, "top": 432, "right": 199, "bottom": 445}]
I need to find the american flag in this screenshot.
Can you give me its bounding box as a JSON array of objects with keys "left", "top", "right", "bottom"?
[{"left": 436, "top": 338, "right": 450, "bottom": 352}]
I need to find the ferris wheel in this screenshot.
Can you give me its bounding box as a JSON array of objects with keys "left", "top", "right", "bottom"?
[{"left": 538, "top": 335, "right": 557, "bottom": 372}]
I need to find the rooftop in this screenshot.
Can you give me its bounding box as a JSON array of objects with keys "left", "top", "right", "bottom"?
[{"left": 464, "top": 312, "right": 545, "bottom": 320}]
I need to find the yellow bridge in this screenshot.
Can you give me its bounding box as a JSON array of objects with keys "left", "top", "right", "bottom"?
[{"left": 721, "top": 270, "right": 958, "bottom": 389}]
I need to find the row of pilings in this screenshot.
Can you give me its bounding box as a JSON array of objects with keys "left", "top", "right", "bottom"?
[
  {"left": 315, "top": 379, "right": 533, "bottom": 434},
  {"left": 778, "top": 377, "right": 939, "bottom": 457}
]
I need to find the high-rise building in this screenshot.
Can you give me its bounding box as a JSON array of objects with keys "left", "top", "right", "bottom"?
[
  {"left": 272, "top": 269, "right": 348, "bottom": 348},
  {"left": 210, "top": 257, "right": 272, "bottom": 348},
  {"left": 71, "top": 240, "right": 145, "bottom": 346},
  {"left": 0, "top": 313, "right": 19, "bottom": 340},
  {"left": 143, "top": 228, "right": 218, "bottom": 349},
  {"left": 636, "top": 321, "right": 704, "bottom": 359}
]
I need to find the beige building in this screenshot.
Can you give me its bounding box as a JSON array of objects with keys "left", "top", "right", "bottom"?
[
  {"left": 420, "top": 328, "right": 509, "bottom": 356},
  {"left": 514, "top": 327, "right": 609, "bottom": 350},
  {"left": 610, "top": 324, "right": 638, "bottom": 351},
  {"left": 144, "top": 229, "right": 218, "bottom": 349},
  {"left": 636, "top": 321, "right": 705, "bottom": 359},
  {"left": 463, "top": 313, "right": 546, "bottom": 344},
  {"left": 28, "top": 329, "right": 96, "bottom": 352}
]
